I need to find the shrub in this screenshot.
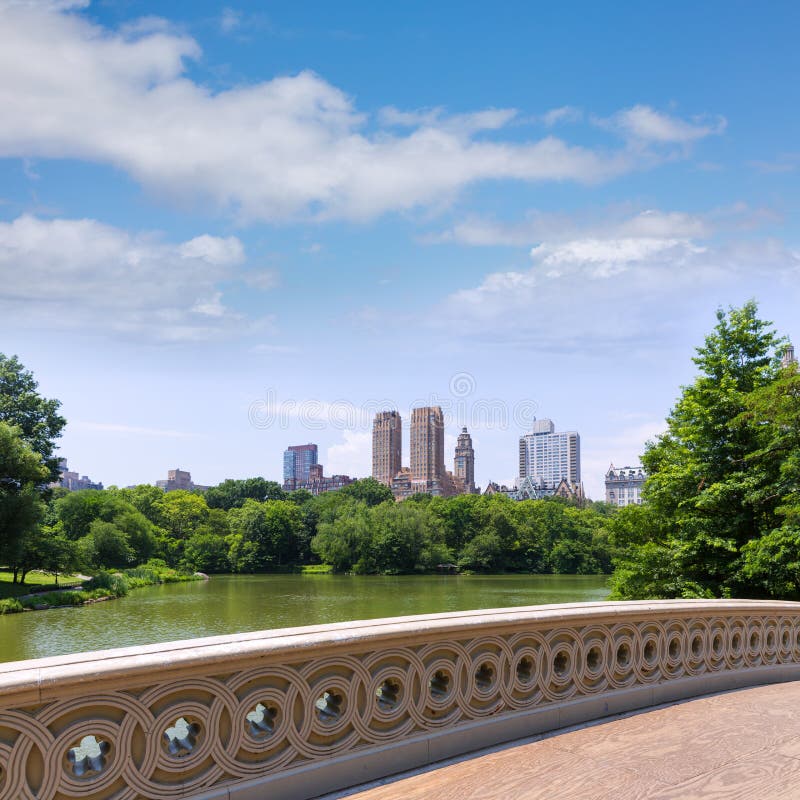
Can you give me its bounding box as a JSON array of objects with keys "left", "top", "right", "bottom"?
[
  {"left": 0, "top": 598, "right": 23, "bottom": 615},
  {"left": 84, "top": 570, "right": 129, "bottom": 597}
]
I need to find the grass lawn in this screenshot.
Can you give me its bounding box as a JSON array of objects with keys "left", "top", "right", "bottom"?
[{"left": 0, "top": 570, "right": 83, "bottom": 600}]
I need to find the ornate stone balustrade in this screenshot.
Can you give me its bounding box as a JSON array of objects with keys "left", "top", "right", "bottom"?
[{"left": 3, "top": 599, "right": 800, "bottom": 800}]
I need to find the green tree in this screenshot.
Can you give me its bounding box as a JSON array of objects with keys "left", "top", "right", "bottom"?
[
  {"left": 205, "top": 478, "right": 286, "bottom": 510},
  {"left": 156, "top": 490, "right": 209, "bottom": 538},
  {"left": 227, "top": 499, "right": 305, "bottom": 571},
  {"left": 0, "top": 354, "right": 67, "bottom": 482},
  {"left": 338, "top": 477, "right": 394, "bottom": 507},
  {"left": 14, "top": 522, "right": 79, "bottom": 585},
  {"left": 611, "top": 302, "right": 785, "bottom": 599},
  {"left": 113, "top": 484, "right": 165, "bottom": 526},
  {"left": 311, "top": 502, "right": 371, "bottom": 572},
  {"left": 736, "top": 363, "right": 800, "bottom": 596},
  {"left": 0, "top": 422, "right": 49, "bottom": 581},
  {"left": 183, "top": 532, "right": 231, "bottom": 573},
  {"left": 78, "top": 519, "right": 135, "bottom": 569}
]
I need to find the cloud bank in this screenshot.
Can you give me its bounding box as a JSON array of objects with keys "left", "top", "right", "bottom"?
[
  {"left": 0, "top": 215, "right": 272, "bottom": 341},
  {"left": 0, "top": 4, "right": 723, "bottom": 222}
]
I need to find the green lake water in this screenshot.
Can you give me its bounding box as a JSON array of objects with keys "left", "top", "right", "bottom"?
[{"left": 0, "top": 573, "right": 609, "bottom": 664}]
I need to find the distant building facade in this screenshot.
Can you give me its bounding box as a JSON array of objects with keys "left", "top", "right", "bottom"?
[
  {"left": 782, "top": 342, "right": 797, "bottom": 369},
  {"left": 411, "top": 406, "right": 445, "bottom": 483},
  {"left": 454, "top": 427, "right": 476, "bottom": 494},
  {"left": 156, "top": 468, "right": 206, "bottom": 492},
  {"left": 373, "top": 405, "right": 475, "bottom": 500},
  {"left": 483, "top": 481, "right": 517, "bottom": 499},
  {"left": 292, "top": 463, "right": 354, "bottom": 496},
  {"left": 519, "top": 418, "right": 581, "bottom": 490},
  {"left": 283, "top": 443, "right": 319, "bottom": 490},
  {"left": 372, "top": 411, "right": 402, "bottom": 486},
  {"left": 605, "top": 464, "right": 646, "bottom": 506},
  {"left": 53, "top": 458, "right": 103, "bottom": 491},
  {"left": 410, "top": 406, "right": 447, "bottom": 494}
]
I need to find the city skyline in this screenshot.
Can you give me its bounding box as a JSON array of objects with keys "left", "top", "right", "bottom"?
[{"left": 2, "top": 2, "right": 798, "bottom": 502}]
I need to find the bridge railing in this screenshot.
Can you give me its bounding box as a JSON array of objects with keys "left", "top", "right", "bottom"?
[{"left": 2, "top": 599, "right": 800, "bottom": 800}]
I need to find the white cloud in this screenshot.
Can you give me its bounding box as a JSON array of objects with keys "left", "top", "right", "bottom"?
[
  {"left": 178, "top": 234, "right": 243, "bottom": 265},
  {"left": 0, "top": 5, "right": 717, "bottom": 223},
  {"left": 219, "top": 7, "right": 241, "bottom": 34},
  {"left": 326, "top": 430, "right": 371, "bottom": 477},
  {"left": 429, "top": 208, "right": 713, "bottom": 248},
  {"left": 541, "top": 106, "right": 583, "bottom": 126},
  {"left": 438, "top": 209, "right": 800, "bottom": 352},
  {"left": 600, "top": 105, "right": 727, "bottom": 144},
  {"left": 748, "top": 153, "right": 800, "bottom": 174},
  {"left": 243, "top": 269, "right": 280, "bottom": 290},
  {"left": 582, "top": 419, "right": 665, "bottom": 499},
  {"left": 0, "top": 215, "right": 269, "bottom": 341}
]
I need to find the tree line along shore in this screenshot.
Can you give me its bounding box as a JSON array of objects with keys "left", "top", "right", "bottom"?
[{"left": 2, "top": 301, "right": 799, "bottom": 615}]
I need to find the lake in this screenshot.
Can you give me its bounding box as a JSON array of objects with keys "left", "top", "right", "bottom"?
[{"left": 0, "top": 573, "right": 609, "bottom": 664}]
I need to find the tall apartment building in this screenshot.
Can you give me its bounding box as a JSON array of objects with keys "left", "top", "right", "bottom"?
[
  {"left": 410, "top": 406, "right": 445, "bottom": 486},
  {"left": 372, "top": 411, "right": 402, "bottom": 486},
  {"left": 453, "top": 427, "right": 476, "bottom": 494},
  {"left": 605, "top": 464, "right": 646, "bottom": 506},
  {"left": 518, "top": 418, "right": 581, "bottom": 489},
  {"left": 283, "top": 443, "right": 318, "bottom": 490}
]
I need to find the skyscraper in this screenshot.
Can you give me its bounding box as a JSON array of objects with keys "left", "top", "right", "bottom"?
[
  {"left": 453, "top": 426, "right": 476, "bottom": 494},
  {"left": 410, "top": 406, "right": 445, "bottom": 485},
  {"left": 518, "top": 418, "right": 580, "bottom": 489},
  {"left": 283, "top": 443, "right": 318, "bottom": 489},
  {"left": 372, "top": 411, "right": 402, "bottom": 485}
]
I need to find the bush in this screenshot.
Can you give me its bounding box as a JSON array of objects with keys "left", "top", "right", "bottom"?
[
  {"left": 21, "top": 590, "right": 86, "bottom": 609},
  {"left": 84, "top": 570, "right": 129, "bottom": 597},
  {"left": 0, "top": 598, "right": 23, "bottom": 614}
]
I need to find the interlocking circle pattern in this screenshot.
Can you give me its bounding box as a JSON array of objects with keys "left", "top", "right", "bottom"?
[{"left": 1, "top": 610, "right": 799, "bottom": 799}]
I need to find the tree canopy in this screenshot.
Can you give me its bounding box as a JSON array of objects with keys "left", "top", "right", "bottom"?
[
  {"left": 610, "top": 302, "right": 796, "bottom": 599},
  {"left": 0, "top": 353, "right": 66, "bottom": 482}
]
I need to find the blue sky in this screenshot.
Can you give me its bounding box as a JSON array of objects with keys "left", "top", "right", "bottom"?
[{"left": 1, "top": 0, "right": 798, "bottom": 498}]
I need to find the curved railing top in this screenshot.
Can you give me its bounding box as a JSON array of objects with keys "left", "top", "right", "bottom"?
[
  {"left": 2, "top": 599, "right": 799, "bottom": 705},
  {"left": 4, "top": 599, "right": 800, "bottom": 800}
]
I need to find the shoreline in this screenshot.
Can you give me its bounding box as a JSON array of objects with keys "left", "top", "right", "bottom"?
[{"left": 0, "top": 570, "right": 207, "bottom": 615}]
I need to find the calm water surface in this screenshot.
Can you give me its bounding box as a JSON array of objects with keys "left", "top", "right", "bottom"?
[{"left": 0, "top": 573, "right": 609, "bottom": 663}]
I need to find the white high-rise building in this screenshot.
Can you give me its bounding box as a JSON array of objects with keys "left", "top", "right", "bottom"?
[{"left": 518, "top": 418, "right": 580, "bottom": 489}]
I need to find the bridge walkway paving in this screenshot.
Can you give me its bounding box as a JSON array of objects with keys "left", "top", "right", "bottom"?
[{"left": 323, "top": 681, "right": 800, "bottom": 800}]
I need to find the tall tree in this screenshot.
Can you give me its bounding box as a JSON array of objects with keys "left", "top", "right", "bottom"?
[
  {"left": 611, "top": 301, "right": 786, "bottom": 599},
  {"left": 0, "top": 354, "right": 66, "bottom": 482},
  {"left": 0, "top": 422, "right": 50, "bottom": 580}
]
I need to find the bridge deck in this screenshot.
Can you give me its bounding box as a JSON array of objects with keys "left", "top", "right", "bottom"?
[{"left": 329, "top": 681, "right": 800, "bottom": 800}]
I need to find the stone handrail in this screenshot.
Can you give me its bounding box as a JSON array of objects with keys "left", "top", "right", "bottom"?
[{"left": 2, "top": 599, "right": 800, "bottom": 799}]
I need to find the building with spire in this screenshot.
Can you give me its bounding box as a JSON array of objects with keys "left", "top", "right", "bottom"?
[
  {"left": 453, "top": 426, "right": 476, "bottom": 494},
  {"left": 372, "top": 411, "right": 402, "bottom": 486}
]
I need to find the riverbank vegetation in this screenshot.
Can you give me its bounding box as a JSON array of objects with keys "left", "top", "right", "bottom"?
[
  {"left": 0, "top": 561, "right": 201, "bottom": 614},
  {"left": 2, "top": 301, "right": 798, "bottom": 602},
  {"left": 2, "top": 476, "right": 617, "bottom": 581}
]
